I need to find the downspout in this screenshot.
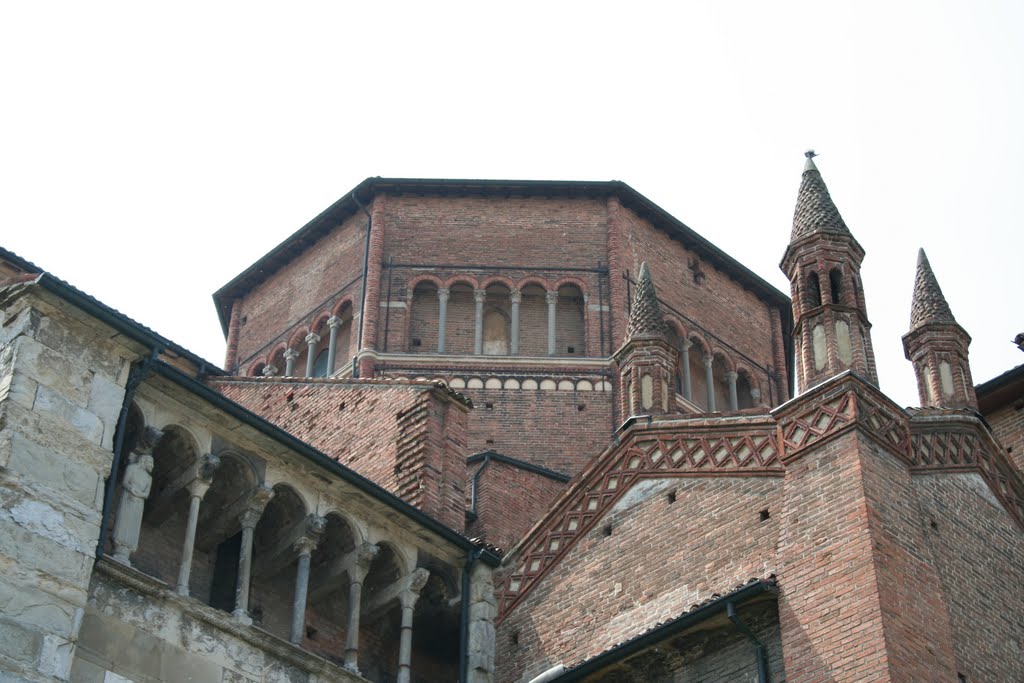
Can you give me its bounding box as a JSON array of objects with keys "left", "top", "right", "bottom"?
[
  {"left": 95, "top": 346, "right": 162, "bottom": 559},
  {"left": 726, "top": 601, "right": 769, "bottom": 683},
  {"left": 459, "top": 547, "right": 484, "bottom": 683},
  {"left": 468, "top": 454, "right": 493, "bottom": 521},
  {"left": 352, "top": 191, "right": 373, "bottom": 378}
]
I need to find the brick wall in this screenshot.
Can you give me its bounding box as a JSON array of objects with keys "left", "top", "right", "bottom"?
[
  {"left": 912, "top": 472, "right": 1024, "bottom": 682},
  {"left": 496, "top": 475, "right": 782, "bottom": 683},
  {"left": 467, "top": 459, "right": 567, "bottom": 552},
  {"left": 210, "top": 378, "right": 468, "bottom": 530},
  {"left": 461, "top": 387, "right": 613, "bottom": 475},
  {"left": 987, "top": 401, "right": 1024, "bottom": 473}
]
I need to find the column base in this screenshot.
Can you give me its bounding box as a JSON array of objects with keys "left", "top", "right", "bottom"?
[{"left": 232, "top": 609, "right": 253, "bottom": 626}]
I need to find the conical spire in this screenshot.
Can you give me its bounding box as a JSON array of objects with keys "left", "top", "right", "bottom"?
[
  {"left": 625, "top": 262, "right": 669, "bottom": 341},
  {"left": 909, "top": 248, "right": 956, "bottom": 329},
  {"left": 791, "top": 151, "right": 851, "bottom": 241}
]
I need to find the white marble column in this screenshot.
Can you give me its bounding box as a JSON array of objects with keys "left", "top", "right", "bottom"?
[
  {"left": 681, "top": 339, "right": 693, "bottom": 401},
  {"left": 437, "top": 288, "right": 450, "bottom": 353},
  {"left": 396, "top": 570, "right": 429, "bottom": 683},
  {"left": 284, "top": 348, "right": 299, "bottom": 377},
  {"left": 326, "top": 316, "right": 342, "bottom": 375},
  {"left": 509, "top": 290, "right": 521, "bottom": 356},
  {"left": 546, "top": 291, "right": 558, "bottom": 356},
  {"left": 233, "top": 488, "right": 273, "bottom": 624},
  {"left": 726, "top": 371, "right": 739, "bottom": 411},
  {"left": 704, "top": 355, "right": 716, "bottom": 412},
  {"left": 473, "top": 289, "right": 486, "bottom": 355},
  {"left": 304, "top": 333, "right": 320, "bottom": 377},
  {"left": 344, "top": 542, "right": 380, "bottom": 674},
  {"left": 175, "top": 477, "right": 211, "bottom": 596}
]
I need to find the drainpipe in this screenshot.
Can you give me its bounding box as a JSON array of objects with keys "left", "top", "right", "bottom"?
[
  {"left": 95, "top": 346, "right": 162, "bottom": 559},
  {"left": 458, "top": 547, "right": 484, "bottom": 683},
  {"left": 726, "top": 601, "right": 769, "bottom": 683},
  {"left": 468, "top": 454, "right": 493, "bottom": 521},
  {"left": 351, "top": 191, "right": 372, "bottom": 378}
]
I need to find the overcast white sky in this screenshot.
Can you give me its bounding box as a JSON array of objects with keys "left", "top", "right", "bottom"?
[{"left": 2, "top": 1, "right": 1021, "bottom": 406}]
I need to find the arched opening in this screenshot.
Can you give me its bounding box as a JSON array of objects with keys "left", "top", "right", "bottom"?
[
  {"left": 556, "top": 284, "right": 585, "bottom": 356},
  {"left": 483, "top": 309, "right": 510, "bottom": 355},
  {"left": 518, "top": 284, "right": 548, "bottom": 356},
  {"left": 334, "top": 302, "right": 354, "bottom": 370},
  {"left": 249, "top": 362, "right": 266, "bottom": 377},
  {"left": 196, "top": 453, "right": 259, "bottom": 611},
  {"left": 689, "top": 341, "right": 709, "bottom": 411},
  {"left": 736, "top": 371, "right": 756, "bottom": 409},
  {"left": 806, "top": 272, "right": 822, "bottom": 308},
  {"left": 411, "top": 569, "right": 460, "bottom": 682},
  {"left": 268, "top": 348, "right": 287, "bottom": 377},
  {"left": 829, "top": 268, "right": 843, "bottom": 305},
  {"left": 446, "top": 282, "right": 476, "bottom": 356},
  {"left": 131, "top": 426, "right": 200, "bottom": 583},
  {"left": 304, "top": 512, "right": 358, "bottom": 663},
  {"left": 410, "top": 282, "right": 440, "bottom": 354},
  {"left": 249, "top": 484, "right": 309, "bottom": 640},
  {"left": 665, "top": 326, "right": 684, "bottom": 396},
  {"left": 295, "top": 322, "right": 330, "bottom": 378},
  {"left": 712, "top": 355, "right": 731, "bottom": 411},
  {"left": 359, "top": 544, "right": 405, "bottom": 681}
]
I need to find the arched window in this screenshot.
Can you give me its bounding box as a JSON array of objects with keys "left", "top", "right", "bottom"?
[
  {"left": 829, "top": 268, "right": 843, "bottom": 305},
  {"left": 556, "top": 284, "right": 585, "bottom": 356},
  {"left": 807, "top": 272, "right": 822, "bottom": 307},
  {"left": 483, "top": 309, "right": 510, "bottom": 355},
  {"left": 409, "top": 282, "right": 440, "bottom": 353}
]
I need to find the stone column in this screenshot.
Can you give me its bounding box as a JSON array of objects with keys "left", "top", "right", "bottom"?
[
  {"left": 326, "top": 316, "right": 342, "bottom": 375},
  {"left": 546, "top": 291, "right": 558, "bottom": 356},
  {"left": 703, "top": 355, "right": 716, "bottom": 412},
  {"left": 283, "top": 348, "right": 299, "bottom": 377},
  {"left": 467, "top": 563, "right": 497, "bottom": 683},
  {"left": 290, "top": 535, "right": 319, "bottom": 645},
  {"left": 681, "top": 340, "right": 692, "bottom": 401},
  {"left": 344, "top": 542, "right": 380, "bottom": 674},
  {"left": 304, "top": 333, "right": 320, "bottom": 377},
  {"left": 397, "top": 569, "right": 429, "bottom": 683},
  {"left": 509, "top": 289, "right": 522, "bottom": 356},
  {"left": 726, "top": 371, "right": 739, "bottom": 411},
  {"left": 474, "top": 289, "right": 486, "bottom": 355},
  {"left": 437, "top": 288, "right": 450, "bottom": 353},
  {"left": 233, "top": 488, "right": 273, "bottom": 624},
  {"left": 175, "top": 475, "right": 213, "bottom": 596}
]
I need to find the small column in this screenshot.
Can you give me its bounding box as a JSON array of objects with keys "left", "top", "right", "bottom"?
[
  {"left": 233, "top": 488, "right": 273, "bottom": 624},
  {"left": 703, "top": 355, "right": 716, "bottom": 411},
  {"left": 546, "top": 291, "right": 558, "bottom": 356},
  {"left": 397, "top": 569, "right": 429, "bottom": 683},
  {"left": 283, "top": 348, "right": 299, "bottom": 377},
  {"left": 726, "top": 371, "right": 739, "bottom": 411},
  {"left": 289, "top": 535, "right": 319, "bottom": 645},
  {"left": 326, "top": 316, "right": 342, "bottom": 375},
  {"left": 681, "top": 339, "right": 693, "bottom": 401},
  {"left": 437, "top": 288, "right": 450, "bottom": 353},
  {"left": 473, "top": 289, "right": 486, "bottom": 355},
  {"left": 262, "top": 364, "right": 279, "bottom": 378},
  {"left": 175, "top": 472, "right": 214, "bottom": 596},
  {"left": 344, "top": 542, "right": 380, "bottom": 674},
  {"left": 304, "top": 333, "right": 320, "bottom": 377},
  {"left": 510, "top": 289, "right": 522, "bottom": 355}
]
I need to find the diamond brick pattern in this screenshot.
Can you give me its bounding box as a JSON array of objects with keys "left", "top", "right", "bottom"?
[{"left": 496, "top": 424, "right": 782, "bottom": 618}]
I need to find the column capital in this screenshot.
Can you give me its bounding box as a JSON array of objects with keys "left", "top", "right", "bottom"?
[
  {"left": 546, "top": 291, "right": 559, "bottom": 305},
  {"left": 186, "top": 478, "right": 211, "bottom": 500},
  {"left": 703, "top": 355, "right": 714, "bottom": 368},
  {"left": 284, "top": 348, "right": 300, "bottom": 360},
  {"left": 240, "top": 486, "right": 274, "bottom": 528},
  {"left": 262, "top": 364, "right": 279, "bottom": 377},
  {"left": 199, "top": 452, "right": 221, "bottom": 481},
  {"left": 474, "top": 289, "right": 487, "bottom": 304},
  {"left": 327, "top": 315, "right": 343, "bottom": 329},
  {"left": 400, "top": 568, "right": 430, "bottom": 609},
  {"left": 681, "top": 339, "right": 693, "bottom": 351},
  {"left": 725, "top": 371, "right": 738, "bottom": 382},
  {"left": 135, "top": 426, "right": 164, "bottom": 455},
  {"left": 305, "top": 332, "right": 321, "bottom": 345},
  {"left": 294, "top": 535, "right": 318, "bottom": 557},
  {"left": 438, "top": 287, "right": 450, "bottom": 301},
  {"left": 510, "top": 289, "right": 522, "bottom": 304}
]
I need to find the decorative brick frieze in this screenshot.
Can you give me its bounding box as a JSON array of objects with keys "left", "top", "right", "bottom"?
[{"left": 495, "top": 417, "right": 782, "bottom": 619}]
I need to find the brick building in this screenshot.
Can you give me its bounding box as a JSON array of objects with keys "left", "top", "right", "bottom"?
[{"left": 0, "top": 156, "right": 1022, "bottom": 682}]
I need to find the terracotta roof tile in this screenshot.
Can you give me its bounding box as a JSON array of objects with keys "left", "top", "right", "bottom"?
[
  {"left": 625, "top": 262, "right": 669, "bottom": 342},
  {"left": 910, "top": 248, "right": 956, "bottom": 329},
  {"left": 791, "top": 156, "right": 850, "bottom": 241}
]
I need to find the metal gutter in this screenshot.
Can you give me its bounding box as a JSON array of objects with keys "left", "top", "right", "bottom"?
[
  {"left": 549, "top": 579, "right": 777, "bottom": 682},
  {"left": 467, "top": 451, "right": 571, "bottom": 523},
  {"left": 149, "top": 360, "right": 499, "bottom": 566}
]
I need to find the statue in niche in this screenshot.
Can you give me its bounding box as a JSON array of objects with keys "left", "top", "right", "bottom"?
[{"left": 112, "top": 453, "right": 154, "bottom": 566}]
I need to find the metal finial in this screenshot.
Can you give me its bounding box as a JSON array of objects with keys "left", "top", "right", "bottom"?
[{"left": 804, "top": 149, "right": 818, "bottom": 159}]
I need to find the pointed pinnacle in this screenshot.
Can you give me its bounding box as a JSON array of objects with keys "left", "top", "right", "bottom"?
[
  {"left": 910, "top": 248, "right": 956, "bottom": 329},
  {"left": 625, "top": 262, "right": 669, "bottom": 342},
  {"left": 791, "top": 153, "right": 850, "bottom": 242}
]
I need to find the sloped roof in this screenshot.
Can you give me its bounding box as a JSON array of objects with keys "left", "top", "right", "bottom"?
[
  {"left": 213, "top": 178, "right": 791, "bottom": 334},
  {"left": 791, "top": 156, "right": 851, "bottom": 242},
  {"left": 624, "top": 261, "right": 670, "bottom": 342},
  {"left": 909, "top": 248, "right": 956, "bottom": 330}
]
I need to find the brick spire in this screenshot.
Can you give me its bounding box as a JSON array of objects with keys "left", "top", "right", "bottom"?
[
  {"left": 791, "top": 152, "right": 851, "bottom": 242},
  {"left": 625, "top": 262, "right": 669, "bottom": 342},
  {"left": 909, "top": 248, "right": 956, "bottom": 330}
]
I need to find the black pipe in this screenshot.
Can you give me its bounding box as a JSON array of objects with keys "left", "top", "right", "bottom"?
[
  {"left": 726, "top": 601, "right": 769, "bottom": 683},
  {"left": 351, "top": 191, "right": 373, "bottom": 378},
  {"left": 94, "top": 346, "right": 161, "bottom": 560},
  {"left": 597, "top": 262, "right": 606, "bottom": 356},
  {"left": 458, "top": 547, "right": 484, "bottom": 683},
  {"left": 383, "top": 255, "right": 394, "bottom": 352}
]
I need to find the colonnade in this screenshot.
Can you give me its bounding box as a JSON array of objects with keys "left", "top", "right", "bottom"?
[{"left": 677, "top": 340, "right": 759, "bottom": 411}]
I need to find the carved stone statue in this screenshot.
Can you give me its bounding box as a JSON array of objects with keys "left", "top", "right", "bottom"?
[{"left": 112, "top": 453, "right": 154, "bottom": 565}]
